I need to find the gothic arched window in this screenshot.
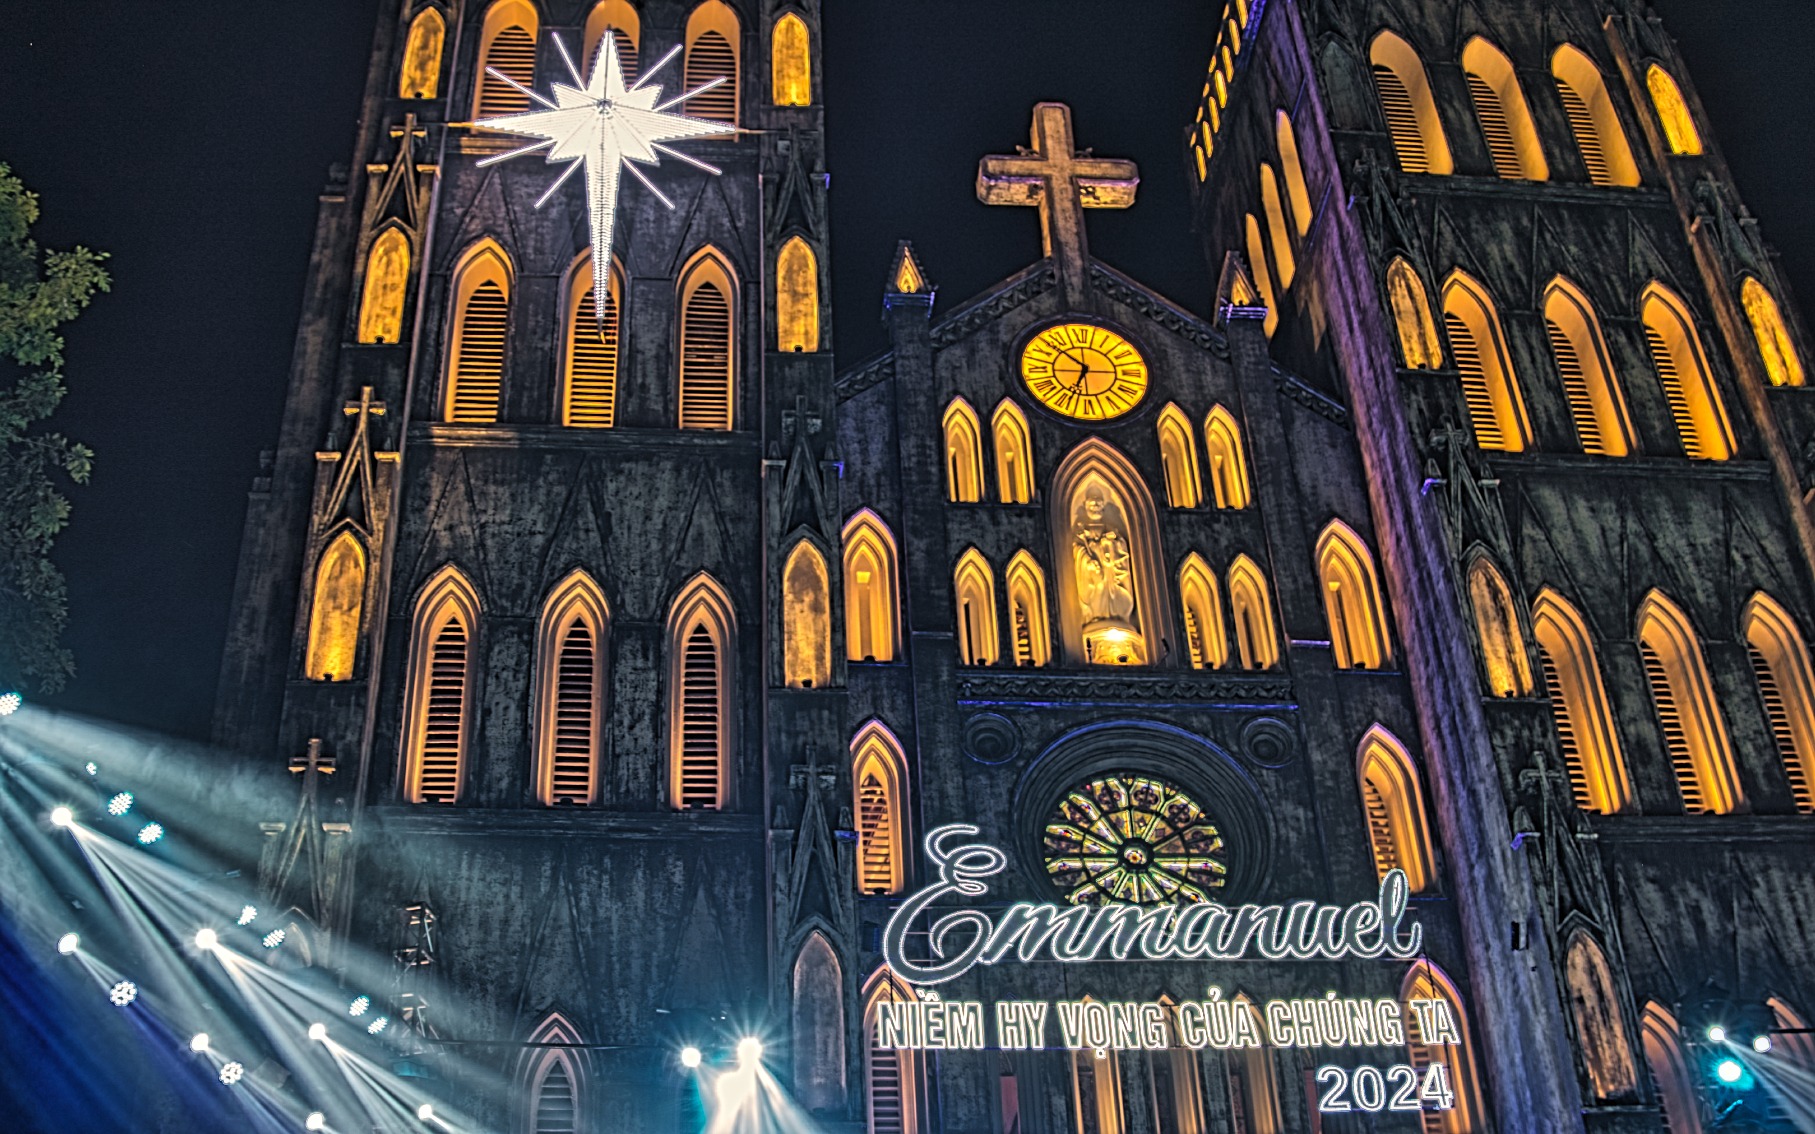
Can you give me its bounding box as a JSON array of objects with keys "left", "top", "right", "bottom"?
[
  {"left": 678, "top": 248, "right": 736, "bottom": 430},
  {"left": 1244, "top": 214, "right": 1279, "bottom": 337},
  {"left": 943, "top": 398, "right": 985, "bottom": 503},
  {"left": 1467, "top": 557, "right": 1532, "bottom": 697},
  {"left": 1178, "top": 553, "right": 1226, "bottom": 670},
  {"left": 683, "top": 1, "right": 740, "bottom": 124},
  {"left": 1640, "top": 1003, "right": 1703, "bottom": 1134},
  {"left": 1741, "top": 277, "right": 1805, "bottom": 387},
  {"left": 1357, "top": 725, "right": 1434, "bottom": 893},
  {"left": 583, "top": 0, "right": 639, "bottom": 84},
  {"left": 1564, "top": 932, "right": 1640, "bottom": 1102},
  {"left": 1442, "top": 271, "right": 1529, "bottom": 451},
  {"left": 525, "top": 1015, "right": 584, "bottom": 1134},
  {"left": 1387, "top": 257, "right": 1443, "bottom": 370},
  {"left": 1532, "top": 589, "right": 1633, "bottom": 814},
  {"left": 992, "top": 400, "right": 1034, "bottom": 504},
  {"left": 357, "top": 227, "right": 411, "bottom": 345},
  {"left": 782, "top": 540, "right": 831, "bottom": 690},
  {"left": 1317, "top": 520, "right": 1392, "bottom": 670},
  {"left": 792, "top": 933, "right": 846, "bottom": 1111},
  {"left": 1402, "top": 964, "right": 1485, "bottom": 1133},
  {"left": 1742, "top": 593, "right": 1815, "bottom": 812},
  {"left": 472, "top": 0, "right": 539, "bottom": 120},
  {"left": 1369, "top": 31, "right": 1454, "bottom": 175},
  {"left": 1768, "top": 997, "right": 1815, "bottom": 1074},
  {"left": 1228, "top": 554, "right": 1278, "bottom": 670},
  {"left": 1544, "top": 278, "right": 1633, "bottom": 457},
  {"left": 563, "top": 253, "right": 621, "bottom": 428},
  {"left": 1640, "top": 283, "right": 1732, "bottom": 460},
  {"left": 399, "top": 7, "right": 445, "bottom": 99},
  {"left": 771, "top": 11, "right": 810, "bottom": 106},
  {"left": 404, "top": 566, "right": 479, "bottom": 804},
  {"left": 1461, "top": 37, "right": 1549, "bottom": 180},
  {"left": 1275, "top": 110, "right": 1313, "bottom": 236},
  {"left": 1637, "top": 591, "right": 1743, "bottom": 814},
  {"left": 852, "top": 721, "right": 908, "bottom": 894},
  {"left": 1157, "top": 403, "right": 1203, "bottom": 508},
  {"left": 535, "top": 571, "right": 609, "bottom": 806},
  {"left": 954, "top": 549, "right": 998, "bottom": 667},
  {"left": 776, "top": 235, "right": 819, "bottom": 352},
  {"left": 1259, "top": 164, "right": 1295, "bottom": 289},
  {"left": 667, "top": 574, "right": 734, "bottom": 810},
  {"left": 1050, "top": 442, "right": 1167, "bottom": 667},
  {"left": 1203, "top": 405, "right": 1251, "bottom": 510},
  {"left": 305, "top": 531, "right": 367, "bottom": 682},
  {"left": 1551, "top": 45, "right": 1640, "bottom": 188},
  {"left": 1071, "top": 1042, "right": 1127, "bottom": 1134},
  {"left": 444, "top": 240, "right": 512, "bottom": 423},
  {"left": 864, "top": 970, "right": 922, "bottom": 1134},
  {"left": 1226, "top": 1041, "right": 1283, "bottom": 1134},
  {"left": 1646, "top": 65, "right": 1701, "bottom": 155},
  {"left": 996, "top": 550, "right": 1049, "bottom": 668},
  {"left": 843, "top": 511, "right": 899, "bottom": 664}
]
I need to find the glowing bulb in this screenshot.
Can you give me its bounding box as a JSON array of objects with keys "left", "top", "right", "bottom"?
[
  {"left": 737, "top": 1036, "right": 763, "bottom": 1066},
  {"left": 1753, "top": 1035, "right": 1773, "bottom": 1053},
  {"left": 50, "top": 806, "right": 73, "bottom": 828},
  {"left": 308, "top": 1022, "right": 328, "bottom": 1042},
  {"left": 416, "top": 1103, "right": 434, "bottom": 1121},
  {"left": 109, "top": 981, "right": 137, "bottom": 1006},
  {"left": 306, "top": 1114, "right": 326, "bottom": 1132},
  {"left": 366, "top": 1015, "right": 388, "bottom": 1035},
  {"left": 0, "top": 691, "right": 21, "bottom": 716},
  {"left": 107, "top": 792, "right": 133, "bottom": 816},
  {"left": 1716, "top": 1058, "right": 1743, "bottom": 1084},
  {"left": 219, "top": 1061, "right": 245, "bottom": 1086},
  {"left": 190, "top": 1033, "right": 210, "bottom": 1053},
  {"left": 680, "top": 1045, "right": 702, "bottom": 1068},
  {"left": 237, "top": 905, "right": 258, "bottom": 926},
  {"left": 1708, "top": 1025, "right": 1728, "bottom": 1044},
  {"left": 137, "top": 822, "right": 164, "bottom": 845},
  {"left": 56, "top": 933, "right": 79, "bottom": 955},
  {"left": 348, "top": 995, "right": 370, "bottom": 1017},
  {"left": 194, "top": 928, "right": 218, "bottom": 950},
  {"left": 262, "top": 928, "right": 286, "bottom": 949}
]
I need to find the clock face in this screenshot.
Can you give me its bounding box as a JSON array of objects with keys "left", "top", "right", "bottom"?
[{"left": 1019, "top": 323, "right": 1149, "bottom": 421}]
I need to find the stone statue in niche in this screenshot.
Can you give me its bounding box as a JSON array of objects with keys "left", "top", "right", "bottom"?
[{"left": 1071, "top": 480, "right": 1145, "bottom": 664}]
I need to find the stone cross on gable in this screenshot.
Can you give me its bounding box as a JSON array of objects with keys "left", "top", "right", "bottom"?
[{"left": 977, "top": 102, "right": 1140, "bottom": 307}]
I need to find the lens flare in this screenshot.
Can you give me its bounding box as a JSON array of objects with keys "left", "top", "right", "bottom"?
[
  {"left": 680, "top": 1045, "right": 702, "bottom": 1068},
  {"left": 737, "top": 1036, "right": 763, "bottom": 1066},
  {"left": 109, "top": 981, "right": 137, "bottom": 1006},
  {"left": 56, "top": 933, "right": 79, "bottom": 955}
]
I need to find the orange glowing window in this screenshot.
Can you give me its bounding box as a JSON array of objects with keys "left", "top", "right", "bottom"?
[
  {"left": 843, "top": 511, "right": 899, "bottom": 664},
  {"left": 1156, "top": 404, "right": 1203, "bottom": 509},
  {"left": 852, "top": 722, "right": 908, "bottom": 894},
  {"left": 1532, "top": 588, "right": 1633, "bottom": 815},
  {"left": 667, "top": 574, "right": 734, "bottom": 810},
  {"left": 1402, "top": 964, "right": 1485, "bottom": 1133},
  {"left": 684, "top": 1, "right": 740, "bottom": 125},
  {"left": 1743, "top": 593, "right": 1815, "bottom": 813},
  {"left": 1741, "top": 277, "right": 1805, "bottom": 387},
  {"left": 678, "top": 248, "right": 736, "bottom": 430},
  {"left": 1259, "top": 164, "right": 1295, "bottom": 289},
  {"left": 403, "top": 566, "right": 479, "bottom": 804},
  {"left": 954, "top": 549, "right": 998, "bottom": 667},
  {"left": 1442, "top": 271, "right": 1529, "bottom": 451},
  {"left": 1641, "top": 1004, "right": 1703, "bottom": 1134},
  {"left": 1552, "top": 45, "right": 1640, "bottom": 187},
  {"left": 1461, "top": 37, "right": 1549, "bottom": 181},
  {"left": 1228, "top": 554, "right": 1277, "bottom": 671},
  {"left": 1564, "top": 932, "right": 1641, "bottom": 1102},
  {"left": 1369, "top": 31, "right": 1454, "bottom": 175},
  {"left": 1386, "top": 257, "right": 1442, "bottom": 370},
  {"left": 1357, "top": 725, "right": 1433, "bottom": 893},
  {"left": 775, "top": 235, "right": 819, "bottom": 352},
  {"left": 865, "top": 971, "right": 923, "bottom": 1134},
  {"left": 562, "top": 254, "right": 621, "bottom": 427},
  {"left": 1641, "top": 283, "right": 1732, "bottom": 460},
  {"left": 1202, "top": 406, "right": 1250, "bottom": 510},
  {"left": 782, "top": 540, "right": 831, "bottom": 690},
  {"left": 398, "top": 8, "right": 445, "bottom": 99},
  {"left": 444, "top": 240, "right": 512, "bottom": 424},
  {"left": 534, "top": 571, "right": 608, "bottom": 807},
  {"left": 1636, "top": 590, "right": 1742, "bottom": 815},
  {"left": 357, "top": 228, "right": 411, "bottom": 345},
  {"left": 771, "top": 11, "right": 810, "bottom": 106},
  {"left": 1317, "top": 520, "right": 1391, "bottom": 670},
  {"left": 1005, "top": 551, "right": 1051, "bottom": 668},
  {"left": 1178, "top": 553, "right": 1226, "bottom": 670},
  {"left": 583, "top": 0, "right": 639, "bottom": 84},
  {"left": 1645, "top": 65, "right": 1701, "bottom": 156},
  {"left": 991, "top": 400, "right": 1034, "bottom": 504},
  {"left": 1244, "top": 214, "right": 1278, "bottom": 337},
  {"left": 1467, "top": 558, "right": 1532, "bottom": 697},
  {"left": 472, "top": 0, "right": 539, "bottom": 120},
  {"left": 1275, "top": 111, "right": 1313, "bottom": 236},
  {"left": 305, "top": 531, "right": 367, "bottom": 682},
  {"left": 942, "top": 398, "right": 984, "bottom": 503},
  {"left": 1543, "top": 277, "right": 1632, "bottom": 456}
]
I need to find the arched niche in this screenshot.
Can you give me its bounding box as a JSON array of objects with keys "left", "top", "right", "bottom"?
[{"left": 1047, "top": 440, "right": 1170, "bottom": 667}]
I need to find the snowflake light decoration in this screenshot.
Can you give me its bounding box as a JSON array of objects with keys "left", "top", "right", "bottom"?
[
  {"left": 109, "top": 981, "right": 138, "bottom": 1006},
  {"left": 475, "top": 34, "right": 735, "bottom": 323},
  {"left": 219, "top": 1062, "right": 245, "bottom": 1086}
]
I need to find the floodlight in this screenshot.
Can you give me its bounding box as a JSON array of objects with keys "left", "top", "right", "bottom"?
[
  {"left": 56, "top": 933, "right": 79, "bottom": 955},
  {"left": 220, "top": 1062, "right": 245, "bottom": 1086},
  {"left": 308, "top": 1023, "right": 328, "bottom": 1042},
  {"left": 1708, "top": 1025, "right": 1728, "bottom": 1044},
  {"left": 0, "top": 690, "right": 21, "bottom": 716},
  {"left": 306, "top": 1114, "right": 326, "bottom": 1132},
  {"left": 107, "top": 792, "right": 133, "bottom": 816},
  {"left": 680, "top": 1045, "right": 702, "bottom": 1068},
  {"left": 263, "top": 928, "right": 287, "bottom": 949},
  {"left": 1716, "top": 1058, "right": 1743, "bottom": 1084},
  {"left": 109, "top": 981, "right": 138, "bottom": 1006},
  {"left": 737, "top": 1036, "right": 763, "bottom": 1066},
  {"left": 416, "top": 1103, "right": 434, "bottom": 1121},
  {"left": 367, "top": 1016, "right": 389, "bottom": 1035},
  {"left": 194, "top": 928, "right": 218, "bottom": 951},
  {"left": 238, "top": 905, "right": 258, "bottom": 926},
  {"left": 1753, "top": 1035, "right": 1773, "bottom": 1054},
  {"left": 137, "top": 822, "right": 164, "bottom": 845},
  {"left": 50, "top": 806, "right": 73, "bottom": 828},
  {"left": 190, "top": 1033, "right": 210, "bottom": 1053}
]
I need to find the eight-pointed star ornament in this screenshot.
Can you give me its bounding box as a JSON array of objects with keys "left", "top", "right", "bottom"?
[{"left": 475, "top": 34, "right": 736, "bottom": 322}]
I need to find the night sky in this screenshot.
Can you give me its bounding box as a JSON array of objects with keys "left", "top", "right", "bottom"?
[{"left": 0, "top": 1, "right": 1811, "bottom": 741}]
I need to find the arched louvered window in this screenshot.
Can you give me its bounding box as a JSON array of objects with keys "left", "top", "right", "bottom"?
[
  {"left": 1179, "top": 553, "right": 1226, "bottom": 670},
  {"left": 1317, "top": 520, "right": 1392, "bottom": 670},
  {"left": 583, "top": 0, "right": 639, "bottom": 84},
  {"left": 1259, "top": 164, "right": 1295, "bottom": 289},
  {"left": 1386, "top": 257, "right": 1443, "bottom": 370},
  {"left": 667, "top": 574, "right": 734, "bottom": 810},
  {"left": 1369, "top": 31, "right": 1455, "bottom": 175},
  {"left": 1402, "top": 964, "right": 1484, "bottom": 1133},
  {"left": 683, "top": 1, "right": 740, "bottom": 125},
  {"left": 404, "top": 566, "right": 479, "bottom": 805},
  {"left": 1641, "top": 284, "right": 1732, "bottom": 460},
  {"left": 1461, "top": 37, "right": 1549, "bottom": 181},
  {"left": 534, "top": 1063, "right": 576, "bottom": 1134},
  {"left": 771, "top": 11, "right": 810, "bottom": 106},
  {"left": 305, "top": 531, "right": 367, "bottom": 682},
  {"left": 1226, "top": 1042, "right": 1282, "bottom": 1134},
  {"left": 563, "top": 254, "right": 621, "bottom": 428},
  {"left": 792, "top": 933, "right": 846, "bottom": 1111},
  {"left": 525, "top": 1015, "right": 584, "bottom": 1134},
  {"left": 445, "top": 240, "right": 512, "bottom": 423},
  {"left": 1741, "top": 277, "right": 1805, "bottom": 387},
  {"left": 358, "top": 228, "right": 412, "bottom": 345},
  {"left": 852, "top": 722, "right": 908, "bottom": 894},
  {"left": 1645, "top": 65, "right": 1701, "bottom": 156},
  {"left": 1357, "top": 726, "right": 1433, "bottom": 893},
  {"left": 1743, "top": 593, "right": 1815, "bottom": 812},
  {"left": 1532, "top": 589, "right": 1632, "bottom": 813},
  {"left": 1203, "top": 406, "right": 1251, "bottom": 510},
  {"left": 1552, "top": 45, "right": 1640, "bottom": 188},
  {"left": 1544, "top": 278, "right": 1633, "bottom": 456},
  {"left": 535, "top": 571, "right": 608, "bottom": 807},
  {"left": 992, "top": 400, "right": 1034, "bottom": 504},
  {"left": 1442, "top": 271, "right": 1530, "bottom": 451},
  {"left": 954, "top": 550, "right": 998, "bottom": 667},
  {"left": 472, "top": 0, "right": 539, "bottom": 120},
  {"left": 1636, "top": 591, "right": 1742, "bottom": 815},
  {"left": 1071, "top": 1038, "right": 1127, "bottom": 1134},
  {"left": 399, "top": 7, "right": 446, "bottom": 99},
  {"left": 1467, "top": 557, "right": 1533, "bottom": 697},
  {"left": 843, "top": 511, "right": 899, "bottom": 664},
  {"left": 1274, "top": 111, "right": 1313, "bottom": 236},
  {"left": 782, "top": 541, "right": 831, "bottom": 689},
  {"left": 1005, "top": 551, "right": 1051, "bottom": 668},
  {"left": 1244, "top": 214, "right": 1278, "bottom": 337},
  {"left": 1640, "top": 1004, "right": 1703, "bottom": 1134},
  {"left": 678, "top": 249, "right": 735, "bottom": 430},
  {"left": 865, "top": 971, "right": 922, "bottom": 1134},
  {"left": 1768, "top": 997, "right": 1815, "bottom": 1075},
  {"left": 1564, "top": 932, "right": 1641, "bottom": 1103},
  {"left": 942, "top": 398, "right": 985, "bottom": 503},
  {"left": 1228, "top": 555, "right": 1278, "bottom": 671},
  {"left": 776, "top": 235, "right": 820, "bottom": 352},
  {"left": 1156, "top": 404, "right": 1203, "bottom": 508}
]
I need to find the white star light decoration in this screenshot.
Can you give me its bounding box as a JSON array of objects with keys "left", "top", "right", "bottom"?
[{"left": 476, "top": 34, "right": 735, "bottom": 320}]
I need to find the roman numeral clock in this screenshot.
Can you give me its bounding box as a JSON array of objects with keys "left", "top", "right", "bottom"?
[{"left": 1019, "top": 321, "right": 1150, "bottom": 421}]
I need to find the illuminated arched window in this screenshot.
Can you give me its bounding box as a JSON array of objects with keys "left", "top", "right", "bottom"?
[
  {"left": 942, "top": 398, "right": 984, "bottom": 503},
  {"left": 1442, "top": 271, "right": 1530, "bottom": 451},
  {"left": 1228, "top": 554, "right": 1278, "bottom": 671},
  {"left": 399, "top": 8, "right": 445, "bottom": 99},
  {"left": 526, "top": 1014, "right": 584, "bottom": 1134},
  {"left": 305, "top": 531, "right": 367, "bottom": 681},
  {"left": 771, "top": 11, "right": 810, "bottom": 106},
  {"left": 1467, "top": 557, "right": 1533, "bottom": 697},
  {"left": 404, "top": 565, "right": 479, "bottom": 804},
  {"left": 357, "top": 228, "right": 412, "bottom": 345},
  {"left": 1157, "top": 404, "right": 1203, "bottom": 508},
  {"left": 1641, "top": 283, "right": 1733, "bottom": 460},
  {"left": 954, "top": 550, "right": 998, "bottom": 667},
  {"left": 1387, "top": 257, "right": 1443, "bottom": 370},
  {"left": 1275, "top": 111, "right": 1313, "bottom": 235},
  {"left": 678, "top": 248, "right": 736, "bottom": 430},
  {"left": 782, "top": 540, "right": 831, "bottom": 690},
  {"left": 1636, "top": 591, "right": 1742, "bottom": 815},
  {"left": 1244, "top": 214, "right": 1279, "bottom": 337},
  {"left": 1461, "top": 37, "right": 1549, "bottom": 180},
  {"left": 1050, "top": 441, "right": 1167, "bottom": 667},
  {"left": 1743, "top": 593, "right": 1815, "bottom": 812},
  {"left": 1259, "top": 164, "right": 1295, "bottom": 288},
  {"left": 864, "top": 971, "right": 922, "bottom": 1134},
  {"left": 534, "top": 570, "right": 608, "bottom": 806},
  {"left": 792, "top": 933, "right": 846, "bottom": 1112},
  {"left": 1532, "top": 589, "right": 1633, "bottom": 814},
  {"left": 1552, "top": 45, "right": 1640, "bottom": 188},
  {"left": 684, "top": 1, "right": 740, "bottom": 125},
  {"left": 1369, "top": 31, "right": 1455, "bottom": 175},
  {"left": 776, "top": 235, "right": 819, "bottom": 352},
  {"left": 1317, "top": 520, "right": 1392, "bottom": 670},
  {"left": 583, "top": 0, "right": 639, "bottom": 84},
  {"left": 1178, "top": 553, "right": 1226, "bottom": 670},
  {"left": 1226, "top": 1034, "right": 1282, "bottom": 1134},
  {"left": 1357, "top": 725, "right": 1433, "bottom": 893},
  {"left": 1641, "top": 1004, "right": 1703, "bottom": 1134},
  {"left": 1203, "top": 406, "right": 1251, "bottom": 510},
  {"left": 563, "top": 253, "right": 621, "bottom": 427},
  {"left": 852, "top": 722, "right": 908, "bottom": 894},
  {"left": 1070, "top": 1038, "right": 1126, "bottom": 1134},
  {"left": 667, "top": 574, "right": 734, "bottom": 810},
  {"left": 472, "top": 0, "right": 539, "bottom": 120},
  {"left": 1005, "top": 551, "right": 1051, "bottom": 668},
  {"left": 1741, "top": 277, "right": 1805, "bottom": 387},
  {"left": 1148, "top": 1001, "right": 1207, "bottom": 1134},
  {"left": 1646, "top": 65, "right": 1701, "bottom": 156},
  {"left": 843, "top": 511, "right": 899, "bottom": 664},
  {"left": 1564, "top": 932, "right": 1640, "bottom": 1103},
  {"left": 1544, "top": 278, "right": 1633, "bottom": 456},
  {"left": 992, "top": 400, "right": 1034, "bottom": 504},
  {"left": 444, "top": 240, "right": 512, "bottom": 423},
  {"left": 1402, "top": 964, "right": 1485, "bottom": 1133}
]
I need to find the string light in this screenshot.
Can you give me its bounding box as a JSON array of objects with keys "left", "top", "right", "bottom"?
[
  {"left": 109, "top": 981, "right": 137, "bottom": 1006},
  {"left": 366, "top": 1016, "right": 388, "bottom": 1035},
  {"left": 106, "top": 792, "right": 133, "bottom": 816},
  {"left": 262, "top": 928, "right": 286, "bottom": 949},
  {"left": 219, "top": 1062, "right": 244, "bottom": 1086},
  {"left": 347, "top": 996, "right": 370, "bottom": 1017}
]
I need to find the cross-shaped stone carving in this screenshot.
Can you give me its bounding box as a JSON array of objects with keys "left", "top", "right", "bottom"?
[
  {"left": 344, "top": 385, "right": 387, "bottom": 424},
  {"left": 977, "top": 102, "right": 1139, "bottom": 307},
  {"left": 781, "top": 394, "right": 821, "bottom": 439},
  {"left": 288, "top": 737, "right": 337, "bottom": 784}
]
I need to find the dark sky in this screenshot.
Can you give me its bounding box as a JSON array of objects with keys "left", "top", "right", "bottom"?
[{"left": 0, "top": 1, "right": 1810, "bottom": 741}]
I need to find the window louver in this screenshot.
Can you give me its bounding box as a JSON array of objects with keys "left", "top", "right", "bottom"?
[
  {"left": 1184, "top": 607, "right": 1205, "bottom": 669},
  {"left": 419, "top": 620, "right": 467, "bottom": 804},
  {"left": 1361, "top": 775, "right": 1401, "bottom": 879},
  {"left": 1467, "top": 75, "right": 1522, "bottom": 179},
  {"left": 549, "top": 622, "right": 595, "bottom": 805},
  {"left": 1445, "top": 312, "right": 1506, "bottom": 450},
  {"left": 869, "top": 1037, "right": 906, "bottom": 1134},
  {"left": 1644, "top": 324, "right": 1704, "bottom": 459},
  {"left": 450, "top": 281, "right": 507, "bottom": 423},
  {"left": 1540, "top": 653, "right": 1595, "bottom": 809},
  {"left": 477, "top": 26, "right": 537, "bottom": 118},
  {"left": 567, "top": 281, "right": 619, "bottom": 427},
  {"left": 684, "top": 31, "right": 737, "bottom": 123},
  {"left": 1557, "top": 80, "right": 1613, "bottom": 186},
  {"left": 1012, "top": 603, "right": 1034, "bottom": 666},
  {"left": 677, "top": 625, "right": 722, "bottom": 808},
  {"left": 534, "top": 1062, "right": 576, "bottom": 1134},
  {"left": 1751, "top": 646, "right": 1815, "bottom": 812},
  {"left": 857, "top": 771, "right": 893, "bottom": 894},
  {"left": 679, "top": 282, "right": 732, "bottom": 430},
  {"left": 1547, "top": 318, "right": 1607, "bottom": 454},
  {"left": 1372, "top": 65, "right": 1428, "bottom": 173},
  {"left": 1641, "top": 644, "right": 1706, "bottom": 813}
]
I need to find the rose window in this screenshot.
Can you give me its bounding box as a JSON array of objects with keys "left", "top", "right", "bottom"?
[{"left": 1042, "top": 773, "right": 1226, "bottom": 904}]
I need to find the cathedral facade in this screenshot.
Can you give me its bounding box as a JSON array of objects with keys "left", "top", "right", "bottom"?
[{"left": 213, "top": 2, "right": 1815, "bottom": 1132}]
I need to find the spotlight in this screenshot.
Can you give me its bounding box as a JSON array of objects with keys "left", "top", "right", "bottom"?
[
  {"left": 137, "top": 822, "right": 164, "bottom": 845},
  {"left": 1716, "top": 1057, "right": 1744, "bottom": 1084},
  {"left": 262, "top": 928, "right": 286, "bottom": 949},
  {"left": 56, "top": 933, "right": 79, "bottom": 955},
  {"left": 190, "top": 1033, "right": 210, "bottom": 1053},
  {"left": 1708, "top": 1025, "right": 1728, "bottom": 1044},
  {"left": 306, "top": 1114, "right": 326, "bottom": 1132},
  {"left": 50, "top": 806, "right": 73, "bottom": 828},
  {"left": 237, "top": 905, "right": 258, "bottom": 926},
  {"left": 0, "top": 690, "right": 21, "bottom": 716},
  {"left": 716, "top": 1068, "right": 756, "bottom": 1107},
  {"left": 219, "top": 1062, "right": 245, "bottom": 1086},
  {"left": 366, "top": 1016, "right": 388, "bottom": 1035},
  {"left": 109, "top": 981, "right": 138, "bottom": 1006},
  {"left": 85, "top": 762, "right": 97, "bottom": 776},
  {"left": 347, "top": 995, "right": 370, "bottom": 1017},
  {"left": 737, "top": 1036, "right": 763, "bottom": 1066},
  {"left": 416, "top": 1103, "right": 434, "bottom": 1121},
  {"left": 107, "top": 792, "right": 133, "bottom": 816},
  {"left": 194, "top": 928, "right": 218, "bottom": 951},
  {"left": 308, "top": 1023, "right": 328, "bottom": 1042},
  {"left": 680, "top": 1045, "right": 702, "bottom": 1068},
  {"left": 1753, "top": 1035, "right": 1773, "bottom": 1054}
]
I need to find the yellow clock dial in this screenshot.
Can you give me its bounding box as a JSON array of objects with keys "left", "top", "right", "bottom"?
[{"left": 1020, "top": 323, "right": 1149, "bottom": 421}]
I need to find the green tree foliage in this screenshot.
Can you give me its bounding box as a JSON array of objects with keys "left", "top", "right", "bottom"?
[{"left": 0, "top": 164, "right": 108, "bottom": 694}]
